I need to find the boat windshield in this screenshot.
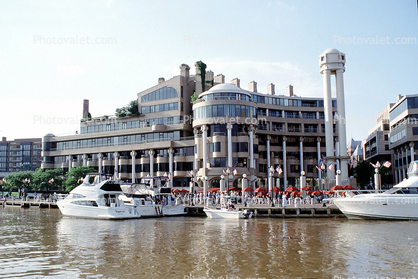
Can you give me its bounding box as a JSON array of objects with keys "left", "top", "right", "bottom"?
[{"left": 383, "top": 187, "right": 418, "bottom": 194}]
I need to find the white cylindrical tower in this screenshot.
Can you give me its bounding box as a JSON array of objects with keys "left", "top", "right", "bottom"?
[{"left": 319, "top": 48, "right": 348, "bottom": 182}]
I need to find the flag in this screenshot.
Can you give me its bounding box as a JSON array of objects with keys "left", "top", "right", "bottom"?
[
  {"left": 233, "top": 169, "right": 238, "bottom": 176},
  {"left": 315, "top": 165, "right": 322, "bottom": 172},
  {"left": 383, "top": 161, "right": 392, "bottom": 168},
  {"left": 223, "top": 169, "right": 227, "bottom": 175},
  {"left": 318, "top": 156, "right": 326, "bottom": 167},
  {"left": 370, "top": 162, "right": 377, "bottom": 168},
  {"left": 276, "top": 166, "right": 283, "bottom": 175},
  {"left": 328, "top": 163, "right": 335, "bottom": 171},
  {"left": 168, "top": 172, "right": 173, "bottom": 180}
]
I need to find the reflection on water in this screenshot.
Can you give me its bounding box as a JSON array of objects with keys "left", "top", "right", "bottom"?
[{"left": 1, "top": 207, "right": 418, "bottom": 278}]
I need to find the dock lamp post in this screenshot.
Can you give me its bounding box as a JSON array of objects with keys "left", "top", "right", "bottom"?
[
  {"left": 220, "top": 175, "right": 225, "bottom": 193},
  {"left": 226, "top": 168, "right": 231, "bottom": 195},
  {"left": 189, "top": 170, "right": 197, "bottom": 194},
  {"left": 321, "top": 164, "right": 326, "bottom": 190}
]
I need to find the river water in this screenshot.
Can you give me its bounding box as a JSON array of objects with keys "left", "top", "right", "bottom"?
[{"left": 1, "top": 207, "right": 418, "bottom": 279}]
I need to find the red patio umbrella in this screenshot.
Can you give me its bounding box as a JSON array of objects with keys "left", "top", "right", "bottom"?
[
  {"left": 290, "top": 191, "right": 301, "bottom": 197},
  {"left": 242, "top": 187, "right": 254, "bottom": 192},
  {"left": 256, "top": 192, "right": 266, "bottom": 196},
  {"left": 330, "top": 185, "right": 344, "bottom": 191},
  {"left": 228, "top": 187, "right": 240, "bottom": 192},
  {"left": 254, "top": 187, "right": 267, "bottom": 193},
  {"left": 271, "top": 186, "right": 282, "bottom": 192},
  {"left": 312, "top": 190, "right": 322, "bottom": 196},
  {"left": 306, "top": 190, "right": 313, "bottom": 195},
  {"left": 179, "top": 189, "right": 189, "bottom": 193},
  {"left": 208, "top": 187, "right": 220, "bottom": 193},
  {"left": 301, "top": 186, "right": 312, "bottom": 191},
  {"left": 343, "top": 185, "right": 355, "bottom": 190},
  {"left": 171, "top": 189, "right": 180, "bottom": 193},
  {"left": 286, "top": 186, "right": 298, "bottom": 192}
]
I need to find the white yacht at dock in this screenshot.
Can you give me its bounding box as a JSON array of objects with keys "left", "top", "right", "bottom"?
[
  {"left": 57, "top": 173, "right": 142, "bottom": 219},
  {"left": 330, "top": 161, "right": 418, "bottom": 220}
]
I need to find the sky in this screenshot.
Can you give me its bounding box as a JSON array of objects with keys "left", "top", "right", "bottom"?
[{"left": 0, "top": 0, "right": 417, "bottom": 143}]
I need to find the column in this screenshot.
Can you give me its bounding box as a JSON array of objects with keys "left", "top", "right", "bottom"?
[
  {"left": 317, "top": 137, "right": 322, "bottom": 181},
  {"left": 336, "top": 69, "right": 348, "bottom": 180},
  {"left": 114, "top": 152, "right": 119, "bottom": 180},
  {"left": 267, "top": 135, "right": 271, "bottom": 179},
  {"left": 201, "top": 125, "right": 208, "bottom": 169},
  {"left": 193, "top": 129, "right": 198, "bottom": 170},
  {"left": 299, "top": 137, "right": 304, "bottom": 173},
  {"left": 410, "top": 142, "right": 415, "bottom": 163},
  {"left": 322, "top": 69, "right": 335, "bottom": 179},
  {"left": 227, "top": 124, "right": 233, "bottom": 168},
  {"left": 169, "top": 148, "right": 174, "bottom": 187},
  {"left": 131, "top": 151, "right": 136, "bottom": 183},
  {"left": 149, "top": 150, "right": 155, "bottom": 177},
  {"left": 98, "top": 153, "right": 103, "bottom": 174},
  {"left": 249, "top": 126, "right": 254, "bottom": 169},
  {"left": 82, "top": 154, "right": 87, "bottom": 166},
  {"left": 402, "top": 148, "right": 406, "bottom": 179},
  {"left": 68, "top": 156, "right": 72, "bottom": 173},
  {"left": 282, "top": 136, "right": 287, "bottom": 190},
  {"left": 397, "top": 150, "right": 402, "bottom": 181}
]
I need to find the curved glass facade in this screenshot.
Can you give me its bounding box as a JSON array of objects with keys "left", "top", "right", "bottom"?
[
  {"left": 193, "top": 104, "right": 256, "bottom": 120},
  {"left": 141, "top": 87, "right": 178, "bottom": 103},
  {"left": 141, "top": 102, "right": 178, "bottom": 114},
  {"left": 202, "top": 92, "right": 251, "bottom": 101}
]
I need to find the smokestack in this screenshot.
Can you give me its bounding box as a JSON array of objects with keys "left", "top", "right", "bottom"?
[
  {"left": 286, "top": 85, "right": 293, "bottom": 97},
  {"left": 83, "top": 99, "right": 89, "bottom": 119},
  {"left": 267, "top": 83, "right": 275, "bottom": 95},
  {"left": 248, "top": 81, "right": 257, "bottom": 92},
  {"left": 231, "top": 78, "right": 240, "bottom": 88}
]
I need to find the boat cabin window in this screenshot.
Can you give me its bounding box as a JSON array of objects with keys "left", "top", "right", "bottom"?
[
  {"left": 71, "top": 200, "right": 98, "bottom": 206},
  {"left": 68, "top": 194, "right": 86, "bottom": 199},
  {"left": 393, "top": 188, "right": 418, "bottom": 194}
]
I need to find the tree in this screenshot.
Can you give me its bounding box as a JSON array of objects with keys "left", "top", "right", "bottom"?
[
  {"left": 190, "top": 91, "right": 198, "bottom": 104},
  {"left": 63, "top": 166, "right": 96, "bottom": 192},
  {"left": 353, "top": 161, "right": 373, "bottom": 188},
  {"left": 115, "top": 100, "right": 140, "bottom": 118},
  {"left": 32, "top": 168, "right": 65, "bottom": 192},
  {"left": 4, "top": 171, "right": 34, "bottom": 193}
]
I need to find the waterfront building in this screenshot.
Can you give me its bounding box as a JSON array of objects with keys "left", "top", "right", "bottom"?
[
  {"left": 42, "top": 55, "right": 347, "bottom": 191},
  {"left": 0, "top": 137, "right": 42, "bottom": 179},
  {"left": 347, "top": 138, "right": 363, "bottom": 167},
  {"left": 363, "top": 104, "right": 392, "bottom": 164},
  {"left": 389, "top": 94, "right": 418, "bottom": 184}
]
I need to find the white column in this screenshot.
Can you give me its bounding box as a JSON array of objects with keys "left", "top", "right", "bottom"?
[
  {"left": 193, "top": 129, "right": 198, "bottom": 170},
  {"left": 336, "top": 69, "right": 348, "bottom": 180},
  {"left": 149, "top": 150, "right": 155, "bottom": 176},
  {"left": 282, "top": 136, "right": 287, "bottom": 190},
  {"left": 201, "top": 125, "right": 208, "bottom": 169},
  {"left": 114, "top": 152, "right": 119, "bottom": 180},
  {"left": 299, "top": 137, "right": 304, "bottom": 173},
  {"left": 227, "top": 123, "right": 233, "bottom": 168},
  {"left": 267, "top": 135, "right": 271, "bottom": 175},
  {"left": 169, "top": 148, "right": 174, "bottom": 187},
  {"left": 322, "top": 69, "right": 335, "bottom": 179},
  {"left": 410, "top": 142, "right": 415, "bottom": 163},
  {"left": 398, "top": 150, "right": 402, "bottom": 181},
  {"left": 98, "top": 153, "right": 103, "bottom": 174},
  {"left": 317, "top": 137, "right": 322, "bottom": 181},
  {"left": 402, "top": 148, "right": 406, "bottom": 179},
  {"left": 131, "top": 151, "right": 136, "bottom": 183},
  {"left": 249, "top": 126, "right": 254, "bottom": 169},
  {"left": 82, "top": 154, "right": 87, "bottom": 166},
  {"left": 68, "top": 156, "right": 72, "bottom": 173}
]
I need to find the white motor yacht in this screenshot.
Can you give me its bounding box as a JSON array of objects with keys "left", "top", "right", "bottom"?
[
  {"left": 57, "top": 173, "right": 141, "bottom": 219},
  {"left": 330, "top": 161, "right": 418, "bottom": 220},
  {"left": 121, "top": 176, "right": 186, "bottom": 216},
  {"left": 203, "top": 197, "right": 253, "bottom": 219}
]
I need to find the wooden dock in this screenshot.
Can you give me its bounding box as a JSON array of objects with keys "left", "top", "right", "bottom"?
[
  {"left": 0, "top": 199, "right": 58, "bottom": 209},
  {"left": 186, "top": 204, "right": 344, "bottom": 218}
]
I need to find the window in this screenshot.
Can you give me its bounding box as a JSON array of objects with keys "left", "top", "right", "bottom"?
[
  {"left": 209, "top": 142, "right": 221, "bottom": 153},
  {"left": 141, "top": 87, "right": 178, "bottom": 102}
]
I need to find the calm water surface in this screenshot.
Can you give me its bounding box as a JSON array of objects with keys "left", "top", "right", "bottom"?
[{"left": 1, "top": 207, "right": 418, "bottom": 278}]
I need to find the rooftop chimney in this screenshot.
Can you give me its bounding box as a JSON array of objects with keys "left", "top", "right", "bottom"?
[
  {"left": 214, "top": 74, "right": 225, "bottom": 84},
  {"left": 2, "top": 137, "right": 6, "bottom": 142},
  {"left": 231, "top": 78, "right": 240, "bottom": 88},
  {"left": 158, "top": 77, "right": 165, "bottom": 84},
  {"left": 180, "top": 64, "right": 190, "bottom": 79},
  {"left": 83, "top": 99, "right": 89, "bottom": 119},
  {"left": 286, "top": 85, "right": 294, "bottom": 97},
  {"left": 397, "top": 94, "right": 403, "bottom": 101},
  {"left": 205, "top": 70, "right": 214, "bottom": 83},
  {"left": 267, "top": 83, "right": 275, "bottom": 95},
  {"left": 248, "top": 81, "right": 257, "bottom": 92}
]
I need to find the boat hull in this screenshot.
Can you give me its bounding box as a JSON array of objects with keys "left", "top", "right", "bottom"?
[
  {"left": 57, "top": 201, "right": 141, "bottom": 219},
  {"left": 203, "top": 208, "right": 252, "bottom": 219},
  {"left": 332, "top": 194, "right": 418, "bottom": 220},
  {"left": 162, "top": 204, "right": 187, "bottom": 216}
]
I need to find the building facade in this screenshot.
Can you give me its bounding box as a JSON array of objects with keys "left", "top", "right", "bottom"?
[
  {"left": 0, "top": 137, "right": 42, "bottom": 179},
  {"left": 42, "top": 61, "right": 341, "bottom": 191},
  {"left": 389, "top": 94, "right": 418, "bottom": 184}
]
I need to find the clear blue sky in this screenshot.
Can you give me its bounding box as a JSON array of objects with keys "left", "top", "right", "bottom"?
[{"left": 1, "top": 0, "right": 417, "bottom": 143}]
